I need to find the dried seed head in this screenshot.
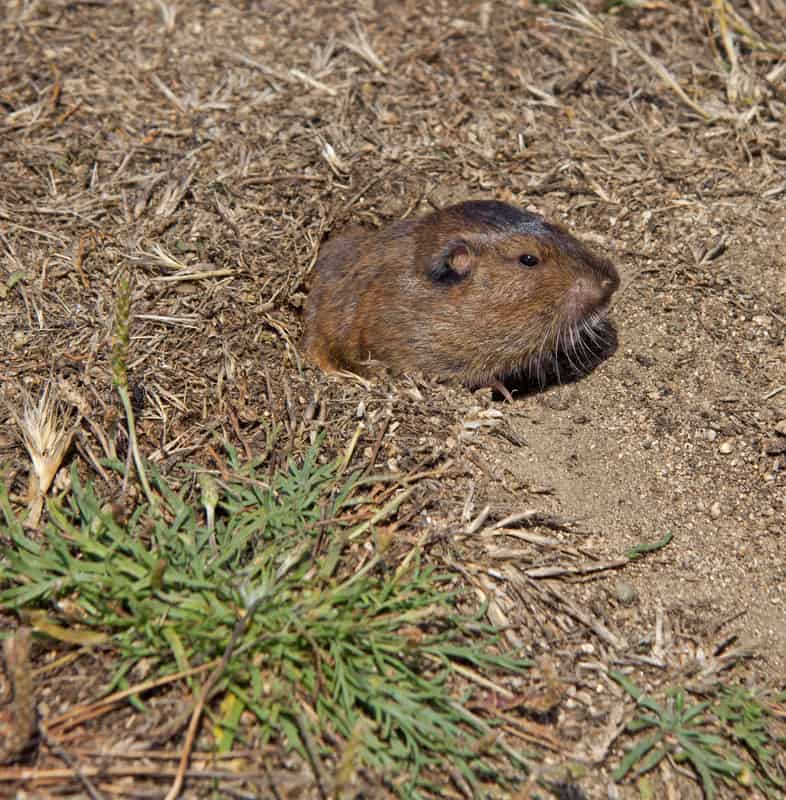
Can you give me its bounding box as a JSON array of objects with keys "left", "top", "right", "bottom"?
[
  {"left": 17, "top": 384, "right": 76, "bottom": 508},
  {"left": 112, "top": 273, "right": 131, "bottom": 389},
  {"left": 198, "top": 472, "right": 219, "bottom": 531}
]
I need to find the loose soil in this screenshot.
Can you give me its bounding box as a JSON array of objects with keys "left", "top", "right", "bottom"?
[{"left": 1, "top": 0, "right": 784, "bottom": 797}]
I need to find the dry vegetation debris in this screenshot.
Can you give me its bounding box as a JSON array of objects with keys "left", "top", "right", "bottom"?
[{"left": 1, "top": 0, "right": 785, "bottom": 797}]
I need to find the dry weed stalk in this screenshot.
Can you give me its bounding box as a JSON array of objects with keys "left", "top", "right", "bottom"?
[
  {"left": 16, "top": 384, "right": 76, "bottom": 528},
  {"left": 712, "top": 0, "right": 764, "bottom": 107},
  {"left": 112, "top": 272, "right": 158, "bottom": 514},
  {"left": 154, "top": 0, "right": 177, "bottom": 32},
  {"left": 722, "top": 0, "right": 786, "bottom": 55},
  {"left": 130, "top": 241, "right": 190, "bottom": 272},
  {"left": 343, "top": 17, "right": 387, "bottom": 73}
]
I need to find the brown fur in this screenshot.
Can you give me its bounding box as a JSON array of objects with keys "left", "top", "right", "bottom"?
[{"left": 302, "top": 201, "right": 620, "bottom": 389}]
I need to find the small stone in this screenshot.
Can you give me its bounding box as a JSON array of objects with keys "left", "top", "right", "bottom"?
[
  {"left": 718, "top": 440, "right": 735, "bottom": 454},
  {"left": 710, "top": 501, "right": 722, "bottom": 519},
  {"left": 775, "top": 420, "right": 786, "bottom": 436},
  {"left": 705, "top": 429, "right": 717, "bottom": 442},
  {"left": 612, "top": 580, "right": 638, "bottom": 606},
  {"left": 765, "top": 438, "right": 786, "bottom": 456},
  {"left": 635, "top": 353, "right": 655, "bottom": 367}
]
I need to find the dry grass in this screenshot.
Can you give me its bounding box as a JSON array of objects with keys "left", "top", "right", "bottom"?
[
  {"left": 14, "top": 384, "right": 76, "bottom": 527},
  {"left": 1, "top": 0, "right": 785, "bottom": 797}
]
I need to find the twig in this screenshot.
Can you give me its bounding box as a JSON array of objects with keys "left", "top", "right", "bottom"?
[
  {"left": 294, "top": 712, "right": 330, "bottom": 799},
  {"left": 47, "top": 661, "right": 218, "bottom": 733},
  {"left": 360, "top": 411, "right": 391, "bottom": 478},
  {"left": 0, "top": 765, "right": 271, "bottom": 784},
  {"left": 164, "top": 600, "right": 261, "bottom": 800},
  {"left": 465, "top": 505, "right": 491, "bottom": 535},
  {"left": 289, "top": 68, "right": 337, "bottom": 96},
  {"left": 492, "top": 509, "right": 575, "bottom": 530},
  {"left": 713, "top": 0, "right": 738, "bottom": 70},
  {"left": 524, "top": 559, "right": 627, "bottom": 578},
  {"left": 39, "top": 726, "right": 104, "bottom": 800},
  {"left": 424, "top": 652, "right": 515, "bottom": 699},
  {"left": 545, "top": 583, "right": 627, "bottom": 650}
]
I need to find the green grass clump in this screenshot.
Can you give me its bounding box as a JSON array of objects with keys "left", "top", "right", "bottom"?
[
  {"left": 0, "top": 434, "right": 533, "bottom": 797},
  {"left": 611, "top": 671, "right": 786, "bottom": 799}
]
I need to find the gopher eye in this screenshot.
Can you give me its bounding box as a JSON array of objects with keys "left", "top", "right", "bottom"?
[{"left": 519, "top": 254, "right": 539, "bottom": 268}]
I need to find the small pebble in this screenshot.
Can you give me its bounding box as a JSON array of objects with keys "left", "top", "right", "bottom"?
[
  {"left": 705, "top": 429, "right": 717, "bottom": 442},
  {"left": 612, "top": 580, "right": 638, "bottom": 606},
  {"left": 635, "top": 353, "right": 655, "bottom": 367},
  {"left": 775, "top": 420, "right": 786, "bottom": 436},
  {"left": 719, "top": 440, "right": 735, "bottom": 454},
  {"left": 765, "top": 439, "right": 786, "bottom": 456},
  {"left": 710, "top": 501, "right": 722, "bottom": 519}
]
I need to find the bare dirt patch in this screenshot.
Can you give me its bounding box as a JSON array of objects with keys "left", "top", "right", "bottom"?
[{"left": 1, "top": 0, "right": 785, "bottom": 797}]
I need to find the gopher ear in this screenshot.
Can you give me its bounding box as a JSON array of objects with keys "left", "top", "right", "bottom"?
[{"left": 428, "top": 240, "right": 475, "bottom": 284}]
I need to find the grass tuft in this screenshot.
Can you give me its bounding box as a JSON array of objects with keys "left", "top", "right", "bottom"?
[
  {"left": 0, "top": 432, "right": 533, "bottom": 796},
  {"left": 611, "top": 671, "right": 786, "bottom": 799}
]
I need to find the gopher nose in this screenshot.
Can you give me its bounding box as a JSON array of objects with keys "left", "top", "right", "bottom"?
[{"left": 565, "top": 276, "right": 615, "bottom": 323}]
